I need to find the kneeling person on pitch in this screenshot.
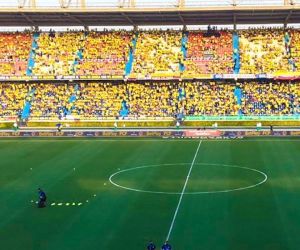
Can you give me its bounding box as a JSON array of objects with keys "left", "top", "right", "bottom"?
[{"left": 38, "top": 188, "right": 47, "bottom": 208}]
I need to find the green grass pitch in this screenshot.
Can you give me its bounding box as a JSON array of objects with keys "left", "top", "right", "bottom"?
[{"left": 0, "top": 138, "right": 300, "bottom": 250}]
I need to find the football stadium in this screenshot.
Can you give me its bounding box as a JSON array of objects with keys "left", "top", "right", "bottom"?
[{"left": 1, "top": 0, "right": 300, "bottom": 249}]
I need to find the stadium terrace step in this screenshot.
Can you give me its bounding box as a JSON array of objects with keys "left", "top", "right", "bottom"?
[
  {"left": 26, "top": 33, "right": 40, "bottom": 76},
  {"left": 119, "top": 100, "right": 129, "bottom": 117},
  {"left": 180, "top": 31, "right": 188, "bottom": 72},
  {"left": 21, "top": 88, "right": 35, "bottom": 120},
  {"left": 64, "top": 84, "right": 79, "bottom": 116},
  {"left": 125, "top": 34, "right": 138, "bottom": 76},
  {"left": 233, "top": 32, "right": 240, "bottom": 74}
]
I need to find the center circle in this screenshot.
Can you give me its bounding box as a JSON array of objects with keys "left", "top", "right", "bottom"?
[{"left": 109, "top": 163, "right": 268, "bottom": 195}]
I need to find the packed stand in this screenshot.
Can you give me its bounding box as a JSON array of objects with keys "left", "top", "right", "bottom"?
[
  {"left": 239, "top": 29, "right": 290, "bottom": 74},
  {"left": 184, "top": 31, "right": 233, "bottom": 75},
  {"left": 180, "top": 82, "right": 238, "bottom": 116},
  {"left": 126, "top": 82, "right": 179, "bottom": 117},
  {"left": 76, "top": 31, "right": 132, "bottom": 77},
  {"left": 0, "top": 83, "right": 30, "bottom": 118},
  {"left": 74, "top": 83, "right": 126, "bottom": 118},
  {"left": 30, "top": 83, "right": 77, "bottom": 119},
  {"left": 241, "top": 82, "right": 300, "bottom": 115},
  {"left": 1, "top": 81, "right": 300, "bottom": 120},
  {"left": 132, "top": 30, "right": 183, "bottom": 77},
  {"left": 32, "top": 31, "right": 85, "bottom": 76},
  {"left": 0, "top": 32, "right": 32, "bottom": 76},
  {"left": 290, "top": 29, "right": 300, "bottom": 71}
]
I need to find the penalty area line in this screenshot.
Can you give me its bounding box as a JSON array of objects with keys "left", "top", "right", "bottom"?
[{"left": 165, "top": 140, "right": 202, "bottom": 241}]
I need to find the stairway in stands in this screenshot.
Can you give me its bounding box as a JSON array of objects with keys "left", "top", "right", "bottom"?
[
  {"left": 125, "top": 33, "right": 138, "bottom": 76},
  {"left": 233, "top": 32, "right": 240, "bottom": 74},
  {"left": 119, "top": 100, "right": 129, "bottom": 118},
  {"left": 26, "top": 32, "right": 40, "bottom": 76},
  {"left": 73, "top": 32, "right": 87, "bottom": 75},
  {"left": 21, "top": 88, "right": 35, "bottom": 120},
  {"left": 180, "top": 31, "right": 188, "bottom": 72},
  {"left": 234, "top": 86, "right": 243, "bottom": 115},
  {"left": 64, "top": 84, "right": 80, "bottom": 116}
]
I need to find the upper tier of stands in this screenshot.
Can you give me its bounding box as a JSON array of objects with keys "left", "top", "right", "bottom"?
[{"left": 0, "top": 28, "right": 300, "bottom": 78}]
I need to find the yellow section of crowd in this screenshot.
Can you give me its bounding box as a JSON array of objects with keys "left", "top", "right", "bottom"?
[
  {"left": 290, "top": 29, "right": 300, "bottom": 70},
  {"left": 242, "top": 82, "right": 300, "bottom": 115},
  {"left": 32, "top": 32, "right": 85, "bottom": 76},
  {"left": 76, "top": 31, "right": 132, "bottom": 76},
  {"left": 30, "top": 83, "right": 76, "bottom": 119},
  {"left": 181, "top": 82, "right": 238, "bottom": 115},
  {"left": 0, "top": 83, "right": 30, "bottom": 117},
  {"left": 239, "top": 29, "right": 290, "bottom": 74},
  {"left": 132, "top": 31, "right": 183, "bottom": 77},
  {"left": 74, "top": 83, "right": 126, "bottom": 118},
  {"left": 2, "top": 82, "right": 300, "bottom": 120}
]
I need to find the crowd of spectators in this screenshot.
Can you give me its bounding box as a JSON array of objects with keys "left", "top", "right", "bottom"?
[
  {"left": 290, "top": 29, "right": 300, "bottom": 71},
  {"left": 0, "top": 83, "right": 29, "bottom": 118},
  {"left": 30, "top": 83, "right": 75, "bottom": 119},
  {"left": 0, "top": 32, "right": 32, "bottom": 76},
  {"left": 76, "top": 31, "right": 132, "bottom": 76},
  {"left": 241, "top": 81, "right": 300, "bottom": 115},
  {"left": 239, "top": 28, "right": 290, "bottom": 74},
  {"left": 32, "top": 31, "right": 85, "bottom": 76},
  {"left": 126, "top": 82, "right": 179, "bottom": 117},
  {"left": 73, "top": 82, "right": 126, "bottom": 118},
  {"left": 2, "top": 81, "right": 299, "bottom": 120},
  {"left": 132, "top": 30, "right": 183, "bottom": 77},
  {"left": 184, "top": 31, "right": 233, "bottom": 75},
  {"left": 181, "top": 82, "right": 238, "bottom": 115},
  {"left": 1, "top": 29, "right": 300, "bottom": 77}
]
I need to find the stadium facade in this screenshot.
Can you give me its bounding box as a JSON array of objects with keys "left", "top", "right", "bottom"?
[{"left": 0, "top": 0, "right": 300, "bottom": 131}]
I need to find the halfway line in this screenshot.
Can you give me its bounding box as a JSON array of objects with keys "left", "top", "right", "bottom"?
[{"left": 166, "top": 140, "right": 202, "bottom": 241}]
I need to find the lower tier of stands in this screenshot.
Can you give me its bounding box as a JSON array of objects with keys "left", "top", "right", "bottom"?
[{"left": 0, "top": 81, "right": 299, "bottom": 120}]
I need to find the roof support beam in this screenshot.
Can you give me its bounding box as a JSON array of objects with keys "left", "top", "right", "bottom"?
[
  {"left": 233, "top": 13, "right": 237, "bottom": 30},
  {"left": 21, "top": 13, "right": 35, "bottom": 25},
  {"left": 63, "top": 13, "right": 84, "bottom": 25},
  {"left": 120, "top": 12, "right": 134, "bottom": 25},
  {"left": 284, "top": 10, "right": 293, "bottom": 26},
  {"left": 178, "top": 13, "right": 185, "bottom": 25}
]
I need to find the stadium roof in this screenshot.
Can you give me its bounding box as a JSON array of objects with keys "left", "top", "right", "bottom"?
[{"left": 0, "top": 0, "right": 300, "bottom": 26}]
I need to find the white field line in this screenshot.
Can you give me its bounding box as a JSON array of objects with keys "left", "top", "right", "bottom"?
[{"left": 166, "top": 140, "right": 202, "bottom": 241}]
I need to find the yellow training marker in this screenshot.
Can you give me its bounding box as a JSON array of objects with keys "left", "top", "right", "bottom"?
[
  {"left": 51, "top": 203, "right": 56, "bottom": 206},
  {"left": 66, "top": 203, "right": 70, "bottom": 206},
  {"left": 57, "top": 203, "right": 63, "bottom": 206}
]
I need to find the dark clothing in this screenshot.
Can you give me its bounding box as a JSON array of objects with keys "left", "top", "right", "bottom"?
[
  {"left": 147, "top": 243, "right": 156, "bottom": 250},
  {"left": 161, "top": 243, "right": 172, "bottom": 250},
  {"left": 38, "top": 190, "right": 47, "bottom": 208}
]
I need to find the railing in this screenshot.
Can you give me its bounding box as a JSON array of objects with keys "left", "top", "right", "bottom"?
[
  {"left": 2, "top": 115, "right": 300, "bottom": 122},
  {"left": 186, "top": 115, "right": 300, "bottom": 121}
]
